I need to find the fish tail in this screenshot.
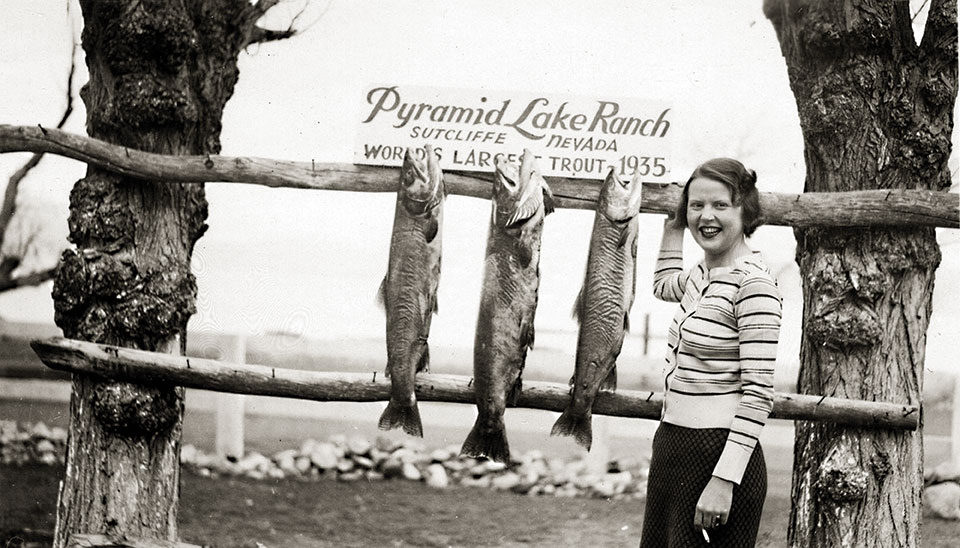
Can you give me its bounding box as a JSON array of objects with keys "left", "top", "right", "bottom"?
[
  {"left": 460, "top": 420, "right": 510, "bottom": 463},
  {"left": 550, "top": 409, "right": 593, "bottom": 451},
  {"left": 378, "top": 400, "right": 424, "bottom": 437}
]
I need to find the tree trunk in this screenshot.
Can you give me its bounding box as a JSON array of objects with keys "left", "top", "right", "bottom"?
[
  {"left": 764, "top": 1, "right": 957, "bottom": 547},
  {"left": 50, "top": 1, "right": 279, "bottom": 545}
]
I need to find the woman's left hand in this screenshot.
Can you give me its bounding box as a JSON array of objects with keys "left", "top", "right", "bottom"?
[{"left": 695, "top": 476, "right": 734, "bottom": 530}]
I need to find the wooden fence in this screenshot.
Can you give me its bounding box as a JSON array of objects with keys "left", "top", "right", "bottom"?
[{"left": 2, "top": 121, "right": 957, "bottom": 547}]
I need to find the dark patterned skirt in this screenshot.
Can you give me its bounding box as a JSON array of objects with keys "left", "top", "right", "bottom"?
[{"left": 639, "top": 422, "right": 766, "bottom": 548}]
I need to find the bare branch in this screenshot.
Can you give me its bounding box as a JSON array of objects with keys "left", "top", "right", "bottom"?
[
  {"left": 247, "top": 25, "right": 298, "bottom": 45},
  {"left": 0, "top": 28, "right": 76, "bottom": 294},
  {"left": 0, "top": 266, "right": 57, "bottom": 292}
]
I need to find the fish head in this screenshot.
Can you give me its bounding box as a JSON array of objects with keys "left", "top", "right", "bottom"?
[
  {"left": 493, "top": 149, "right": 545, "bottom": 228},
  {"left": 399, "top": 145, "right": 443, "bottom": 215},
  {"left": 598, "top": 167, "right": 643, "bottom": 222}
]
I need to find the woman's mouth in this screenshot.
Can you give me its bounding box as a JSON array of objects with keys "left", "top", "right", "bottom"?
[{"left": 699, "top": 226, "right": 721, "bottom": 238}]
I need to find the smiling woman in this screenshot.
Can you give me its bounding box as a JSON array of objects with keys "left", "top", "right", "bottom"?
[{"left": 642, "top": 158, "right": 781, "bottom": 547}]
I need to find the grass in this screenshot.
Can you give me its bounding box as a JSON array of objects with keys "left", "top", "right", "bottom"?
[{"left": 3, "top": 464, "right": 959, "bottom": 548}]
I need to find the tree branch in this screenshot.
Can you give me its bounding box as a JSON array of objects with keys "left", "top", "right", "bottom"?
[
  {"left": 0, "top": 32, "right": 76, "bottom": 289},
  {"left": 0, "top": 265, "right": 57, "bottom": 292},
  {"left": 1, "top": 124, "right": 957, "bottom": 229},
  {"left": 247, "top": 25, "right": 297, "bottom": 45}
]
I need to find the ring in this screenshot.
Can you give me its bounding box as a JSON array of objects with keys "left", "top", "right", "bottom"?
[{"left": 713, "top": 515, "right": 722, "bottom": 526}]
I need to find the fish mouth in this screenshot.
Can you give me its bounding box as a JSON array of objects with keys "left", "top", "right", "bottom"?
[
  {"left": 400, "top": 145, "right": 443, "bottom": 214},
  {"left": 493, "top": 150, "right": 544, "bottom": 227},
  {"left": 600, "top": 168, "right": 642, "bottom": 222}
]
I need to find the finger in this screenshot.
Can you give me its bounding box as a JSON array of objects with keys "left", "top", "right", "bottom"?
[
  {"left": 694, "top": 509, "right": 706, "bottom": 530},
  {"left": 720, "top": 512, "right": 729, "bottom": 526}
]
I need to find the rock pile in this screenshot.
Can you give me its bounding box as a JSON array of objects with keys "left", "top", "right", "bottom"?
[
  {"left": 0, "top": 420, "right": 66, "bottom": 466},
  {"left": 181, "top": 434, "right": 650, "bottom": 500},
  {"left": 1, "top": 420, "right": 648, "bottom": 500},
  {"left": 924, "top": 461, "right": 960, "bottom": 520}
]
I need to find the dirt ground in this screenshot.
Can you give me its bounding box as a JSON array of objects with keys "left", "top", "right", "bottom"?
[{"left": 3, "top": 464, "right": 959, "bottom": 548}]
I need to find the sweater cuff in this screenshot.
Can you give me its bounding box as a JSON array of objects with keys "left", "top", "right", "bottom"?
[{"left": 712, "top": 439, "right": 752, "bottom": 485}]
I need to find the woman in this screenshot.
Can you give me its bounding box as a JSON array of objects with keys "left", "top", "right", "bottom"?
[{"left": 639, "top": 158, "right": 782, "bottom": 547}]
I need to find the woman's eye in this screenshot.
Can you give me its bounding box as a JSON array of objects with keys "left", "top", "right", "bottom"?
[
  {"left": 689, "top": 202, "right": 703, "bottom": 210},
  {"left": 715, "top": 202, "right": 729, "bottom": 209}
]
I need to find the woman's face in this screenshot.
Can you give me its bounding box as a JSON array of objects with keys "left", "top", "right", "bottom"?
[{"left": 686, "top": 177, "right": 745, "bottom": 263}]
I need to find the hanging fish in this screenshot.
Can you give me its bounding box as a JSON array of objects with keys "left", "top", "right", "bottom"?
[
  {"left": 461, "top": 149, "right": 554, "bottom": 463},
  {"left": 377, "top": 144, "right": 445, "bottom": 437},
  {"left": 551, "top": 168, "right": 642, "bottom": 450}
]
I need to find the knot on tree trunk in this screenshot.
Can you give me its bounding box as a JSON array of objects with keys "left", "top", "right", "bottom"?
[
  {"left": 91, "top": 380, "right": 181, "bottom": 436},
  {"left": 798, "top": 227, "right": 941, "bottom": 348},
  {"left": 52, "top": 248, "right": 197, "bottom": 350},
  {"left": 816, "top": 443, "right": 869, "bottom": 503}
]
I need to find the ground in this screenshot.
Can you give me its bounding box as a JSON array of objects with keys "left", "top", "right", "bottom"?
[{"left": 2, "top": 464, "right": 958, "bottom": 548}]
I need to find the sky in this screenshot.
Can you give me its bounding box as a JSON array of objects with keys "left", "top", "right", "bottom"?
[{"left": 0, "top": 0, "right": 957, "bottom": 376}]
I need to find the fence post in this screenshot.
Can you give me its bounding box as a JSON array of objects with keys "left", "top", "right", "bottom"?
[{"left": 215, "top": 334, "right": 246, "bottom": 459}]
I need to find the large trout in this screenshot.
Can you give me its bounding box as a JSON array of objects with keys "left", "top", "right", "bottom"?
[
  {"left": 461, "top": 149, "right": 554, "bottom": 463},
  {"left": 378, "top": 145, "right": 445, "bottom": 437},
  {"left": 551, "top": 168, "right": 642, "bottom": 450}
]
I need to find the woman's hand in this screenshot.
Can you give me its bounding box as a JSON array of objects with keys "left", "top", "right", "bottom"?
[{"left": 695, "top": 476, "right": 734, "bottom": 530}]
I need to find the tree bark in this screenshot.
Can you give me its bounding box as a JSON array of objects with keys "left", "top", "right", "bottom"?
[
  {"left": 764, "top": 1, "right": 957, "bottom": 547},
  {"left": 50, "top": 1, "right": 281, "bottom": 546}
]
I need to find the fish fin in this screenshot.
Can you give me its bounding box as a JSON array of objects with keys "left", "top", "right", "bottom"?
[
  {"left": 416, "top": 342, "right": 430, "bottom": 373},
  {"left": 572, "top": 285, "right": 584, "bottom": 324},
  {"left": 515, "top": 239, "right": 532, "bottom": 268},
  {"left": 550, "top": 410, "right": 593, "bottom": 450},
  {"left": 424, "top": 214, "right": 439, "bottom": 243},
  {"left": 624, "top": 312, "right": 630, "bottom": 333},
  {"left": 600, "top": 365, "right": 617, "bottom": 392},
  {"left": 506, "top": 375, "right": 523, "bottom": 406},
  {"left": 376, "top": 276, "right": 387, "bottom": 309},
  {"left": 378, "top": 400, "right": 423, "bottom": 437},
  {"left": 460, "top": 420, "right": 510, "bottom": 463},
  {"left": 542, "top": 182, "right": 556, "bottom": 215},
  {"left": 520, "top": 317, "right": 535, "bottom": 351}
]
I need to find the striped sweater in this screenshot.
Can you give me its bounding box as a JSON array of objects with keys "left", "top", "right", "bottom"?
[{"left": 653, "top": 248, "right": 782, "bottom": 484}]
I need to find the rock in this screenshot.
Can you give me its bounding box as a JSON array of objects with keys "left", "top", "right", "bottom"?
[
  {"left": 50, "top": 427, "right": 68, "bottom": 442},
  {"left": 430, "top": 448, "right": 452, "bottom": 462},
  {"left": 39, "top": 452, "right": 58, "bottom": 466},
  {"left": 268, "top": 468, "right": 285, "bottom": 479},
  {"left": 381, "top": 457, "right": 404, "bottom": 479},
  {"left": 366, "top": 471, "right": 385, "bottom": 481},
  {"left": 347, "top": 436, "right": 371, "bottom": 456},
  {"left": 470, "top": 460, "right": 506, "bottom": 477},
  {"left": 336, "top": 458, "right": 355, "bottom": 473},
  {"left": 309, "top": 443, "right": 339, "bottom": 470},
  {"left": 375, "top": 436, "right": 401, "bottom": 453},
  {"left": 31, "top": 422, "right": 53, "bottom": 440},
  {"left": 392, "top": 448, "right": 422, "bottom": 464},
  {"left": 246, "top": 470, "right": 265, "bottom": 480},
  {"left": 402, "top": 462, "right": 422, "bottom": 481},
  {"left": 924, "top": 482, "right": 960, "bottom": 520},
  {"left": 926, "top": 462, "right": 960, "bottom": 486},
  {"left": 491, "top": 472, "right": 521, "bottom": 491},
  {"left": 339, "top": 470, "right": 364, "bottom": 482},
  {"left": 275, "top": 450, "right": 298, "bottom": 474},
  {"left": 425, "top": 464, "right": 449, "bottom": 488},
  {"left": 300, "top": 438, "right": 318, "bottom": 455},
  {"left": 540, "top": 484, "right": 556, "bottom": 496},
  {"left": 295, "top": 456, "right": 312, "bottom": 473},
  {"left": 328, "top": 434, "right": 347, "bottom": 448},
  {"left": 353, "top": 456, "right": 375, "bottom": 470}
]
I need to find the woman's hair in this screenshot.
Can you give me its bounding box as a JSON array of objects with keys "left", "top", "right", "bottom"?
[{"left": 672, "top": 157, "right": 762, "bottom": 237}]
